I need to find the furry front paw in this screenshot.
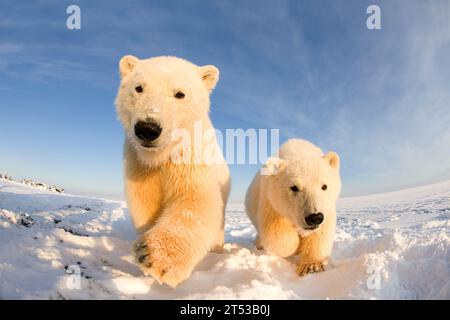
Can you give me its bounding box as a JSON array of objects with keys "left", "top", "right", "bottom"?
[
  {"left": 133, "top": 231, "right": 195, "bottom": 288},
  {"left": 297, "top": 260, "right": 328, "bottom": 277}
]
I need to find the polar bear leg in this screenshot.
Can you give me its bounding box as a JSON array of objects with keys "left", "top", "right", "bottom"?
[
  {"left": 133, "top": 192, "right": 222, "bottom": 288},
  {"left": 296, "top": 214, "right": 336, "bottom": 276},
  {"left": 259, "top": 205, "right": 300, "bottom": 258}
]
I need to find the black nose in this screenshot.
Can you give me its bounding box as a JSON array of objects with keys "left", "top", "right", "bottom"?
[
  {"left": 305, "top": 212, "right": 324, "bottom": 226},
  {"left": 134, "top": 120, "right": 162, "bottom": 144}
]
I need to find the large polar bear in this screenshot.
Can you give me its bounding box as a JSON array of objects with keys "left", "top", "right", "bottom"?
[
  {"left": 245, "top": 139, "right": 341, "bottom": 276},
  {"left": 115, "top": 55, "right": 230, "bottom": 287}
]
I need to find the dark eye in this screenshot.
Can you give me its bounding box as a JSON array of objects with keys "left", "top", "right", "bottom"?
[
  {"left": 174, "top": 91, "right": 185, "bottom": 99},
  {"left": 290, "top": 185, "right": 299, "bottom": 192},
  {"left": 322, "top": 184, "right": 328, "bottom": 191},
  {"left": 135, "top": 85, "right": 143, "bottom": 93}
]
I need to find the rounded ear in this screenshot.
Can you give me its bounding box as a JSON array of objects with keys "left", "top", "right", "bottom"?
[
  {"left": 199, "top": 65, "right": 219, "bottom": 92},
  {"left": 119, "top": 55, "right": 139, "bottom": 78},
  {"left": 261, "top": 157, "right": 287, "bottom": 176},
  {"left": 323, "top": 151, "right": 340, "bottom": 169}
]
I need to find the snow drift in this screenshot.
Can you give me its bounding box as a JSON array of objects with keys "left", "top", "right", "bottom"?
[{"left": 0, "top": 178, "right": 449, "bottom": 299}]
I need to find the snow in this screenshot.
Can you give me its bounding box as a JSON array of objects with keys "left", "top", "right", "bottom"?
[{"left": 0, "top": 178, "right": 449, "bottom": 299}]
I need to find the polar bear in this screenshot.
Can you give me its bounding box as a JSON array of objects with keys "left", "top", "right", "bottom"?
[
  {"left": 245, "top": 139, "right": 341, "bottom": 276},
  {"left": 115, "top": 55, "right": 230, "bottom": 287}
]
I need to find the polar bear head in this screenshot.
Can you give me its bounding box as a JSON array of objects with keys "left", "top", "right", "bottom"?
[
  {"left": 262, "top": 151, "right": 341, "bottom": 234},
  {"left": 115, "top": 55, "right": 219, "bottom": 167}
]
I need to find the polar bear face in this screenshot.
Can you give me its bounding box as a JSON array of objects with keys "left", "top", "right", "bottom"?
[
  {"left": 263, "top": 152, "right": 341, "bottom": 234},
  {"left": 115, "top": 55, "right": 219, "bottom": 167}
]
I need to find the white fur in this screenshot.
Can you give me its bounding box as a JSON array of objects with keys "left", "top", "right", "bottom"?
[
  {"left": 115, "top": 55, "right": 230, "bottom": 287},
  {"left": 245, "top": 139, "right": 341, "bottom": 275}
]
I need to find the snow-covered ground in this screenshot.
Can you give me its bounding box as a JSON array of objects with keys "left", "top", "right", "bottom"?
[{"left": 0, "top": 178, "right": 449, "bottom": 299}]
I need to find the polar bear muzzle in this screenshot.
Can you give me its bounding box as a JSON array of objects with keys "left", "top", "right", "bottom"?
[
  {"left": 304, "top": 212, "right": 324, "bottom": 229},
  {"left": 134, "top": 119, "right": 162, "bottom": 147}
]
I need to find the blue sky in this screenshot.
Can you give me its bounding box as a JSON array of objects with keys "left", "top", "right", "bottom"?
[{"left": 0, "top": 0, "right": 449, "bottom": 202}]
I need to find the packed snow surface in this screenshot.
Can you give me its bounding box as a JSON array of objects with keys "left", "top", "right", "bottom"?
[{"left": 0, "top": 179, "right": 449, "bottom": 299}]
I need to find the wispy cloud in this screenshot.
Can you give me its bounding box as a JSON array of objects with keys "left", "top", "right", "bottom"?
[{"left": 213, "top": 0, "right": 450, "bottom": 195}]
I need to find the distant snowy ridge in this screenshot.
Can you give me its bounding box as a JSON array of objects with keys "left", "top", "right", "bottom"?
[
  {"left": 0, "top": 173, "right": 64, "bottom": 193},
  {"left": 0, "top": 179, "right": 449, "bottom": 299},
  {"left": 0, "top": 173, "right": 13, "bottom": 181}
]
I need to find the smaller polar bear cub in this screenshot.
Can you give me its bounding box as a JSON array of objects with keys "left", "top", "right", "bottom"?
[{"left": 245, "top": 139, "right": 341, "bottom": 276}]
